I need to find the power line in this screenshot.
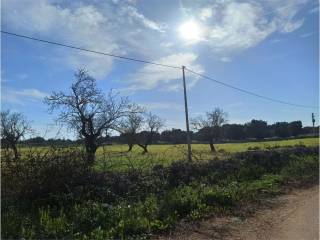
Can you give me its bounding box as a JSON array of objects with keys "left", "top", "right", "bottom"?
[
  {"left": 2, "top": 30, "right": 318, "bottom": 109},
  {"left": 1, "top": 30, "right": 181, "bottom": 70},
  {"left": 186, "top": 68, "right": 318, "bottom": 109}
]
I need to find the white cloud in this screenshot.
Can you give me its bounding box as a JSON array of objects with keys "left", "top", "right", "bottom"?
[
  {"left": 184, "top": 0, "right": 307, "bottom": 55},
  {"left": 300, "top": 32, "right": 315, "bottom": 38},
  {"left": 127, "top": 53, "right": 204, "bottom": 91},
  {"left": 221, "top": 57, "right": 232, "bottom": 62},
  {"left": 2, "top": 0, "right": 309, "bottom": 79},
  {"left": 2, "top": 0, "right": 166, "bottom": 79},
  {"left": 120, "top": 5, "right": 166, "bottom": 32},
  {"left": 205, "top": 2, "right": 275, "bottom": 52},
  {"left": 17, "top": 73, "right": 28, "bottom": 80},
  {"left": 281, "top": 19, "right": 304, "bottom": 33},
  {"left": 270, "top": 39, "right": 284, "bottom": 44},
  {"left": 309, "top": 6, "right": 319, "bottom": 14},
  {"left": 160, "top": 42, "right": 174, "bottom": 48},
  {"left": 199, "top": 8, "right": 212, "bottom": 21},
  {"left": 2, "top": 88, "right": 47, "bottom": 105},
  {"left": 3, "top": 1, "right": 118, "bottom": 79},
  {"left": 140, "top": 102, "right": 183, "bottom": 111}
]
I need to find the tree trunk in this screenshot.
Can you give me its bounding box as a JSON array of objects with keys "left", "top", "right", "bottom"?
[
  {"left": 85, "top": 137, "right": 97, "bottom": 165},
  {"left": 209, "top": 139, "right": 216, "bottom": 152},
  {"left": 138, "top": 144, "right": 148, "bottom": 154},
  {"left": 11, "top": 143, "right": 19, "bottom": 160},
  {"left": 86, "top": 149, "right": 96, "bottom": 165},
  {"left": 127, "top": 143, "right": 133, "bottom": 152}
]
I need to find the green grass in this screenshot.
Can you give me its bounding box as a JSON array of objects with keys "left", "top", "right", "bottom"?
[
  {"left": 94, "top": 137, "right": 319, "bottom": 170},
  {"left": 15, "top": 137, "right": 319, "bottom": 171}
]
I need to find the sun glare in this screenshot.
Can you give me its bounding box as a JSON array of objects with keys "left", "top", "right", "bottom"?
[{"left": 179, "top": 20, "right": 203, "bottom": 43}]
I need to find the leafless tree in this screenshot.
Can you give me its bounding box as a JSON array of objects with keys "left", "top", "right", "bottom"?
[
  {"left": 44, "top": 69, "right": 135, "bottom": 165},
  {"left": 117, "top": 110, "right": 145, "bottom": 152},
  {"left": 191, "top": 108, "right": 228, "bottom": 152},
  {"left": 136, "top": 112, "right": 164, "bottom": 154},
  {"left": 0, "top": 110, "right": 32, "bottom": 159}
]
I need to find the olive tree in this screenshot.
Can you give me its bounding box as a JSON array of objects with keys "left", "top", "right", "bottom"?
[
  {"left": 44, "top": 69, "right": 135, "bottom": 165},
  {"left": 136, "top": 112, "right": 164, "bottom": 154},
  {"left": 191, "top": 108, "right": 228, "bottom": 152},
  {"left": 1, "top": 110, "right": 32, "bottom": 159},
  {"left": 117, "top": 111, "right": 144, "bottom": 152}
]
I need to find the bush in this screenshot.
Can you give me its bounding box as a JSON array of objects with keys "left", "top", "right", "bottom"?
[
  {"left": 2, "top": 146, "right": 318, "bottom": 239},
  {"left": 235, "top": 174, "right": 284, "bottom": 202},
  {"left": 2, "top": 148, "right": 92, "bottom": 208},
  {"left": 201, "top": 185, "right": 235, "bottom": 206},
  {"left": 281, "top": 155, "right": 319, "bottom": 183},
  {"left": 160, "top": 186, "right": 200, "bottom": 218}
]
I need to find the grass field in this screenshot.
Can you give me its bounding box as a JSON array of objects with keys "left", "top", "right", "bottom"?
[
  {"left": 94, "top": 137, "right": 319, "bottom": 170},
  {"left": 16, "top": 137, "right": 318, "bottom": 171}
]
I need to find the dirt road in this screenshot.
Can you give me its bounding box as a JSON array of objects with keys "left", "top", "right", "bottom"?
[
  {"left": 267, "top": 186, "right": 319, "bottom": 240},
  {"left": 158, "top": 186, "right": 319, "bottom": 240}
]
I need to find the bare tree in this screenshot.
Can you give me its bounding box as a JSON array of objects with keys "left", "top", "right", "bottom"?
[
  {"left": 118, "top": 110, "right": 144, "bottom": 152},
  {"left": 0, "top": 110, "right": 32, "bottom": 159},
  {"left": 192, "top": 108, "right": 228, "bottom": 152},
  {"left": 44, "top": 69, "right": 134, "bottom": 165},
  {"left": 136, "top": 112, "right": 164, "bottom": 154}
]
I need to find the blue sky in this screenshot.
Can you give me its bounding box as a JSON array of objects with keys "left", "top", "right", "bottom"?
[{"left": 1, "top": 0, "right": 319, "bottom": 139}]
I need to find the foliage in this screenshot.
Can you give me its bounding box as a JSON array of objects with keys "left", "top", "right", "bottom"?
[
  {"left": 2, "top": 145, "right": 318, "bottom": 239},
  {"left": 246, "top": 119, "right": 269, "bottom": 139}
]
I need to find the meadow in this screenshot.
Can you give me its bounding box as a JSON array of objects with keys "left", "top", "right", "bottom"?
[
  {"left": 94, "top": 137, "right": 319, "bottom": 170},
  {"left": 17, "top": 137, "right": 319, "bottom": 171}
]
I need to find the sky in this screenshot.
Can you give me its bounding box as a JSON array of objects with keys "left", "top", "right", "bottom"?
[{"left": 1, "top": 0, "right": 319, "bottom": 139}]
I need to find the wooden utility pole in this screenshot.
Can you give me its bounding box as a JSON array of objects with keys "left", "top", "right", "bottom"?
[
  {"left": 182, "top": 66, "right": 192, "bottom": 161},
  {"left": 312, "top": 113, "right": 315, "bottom": 136}
]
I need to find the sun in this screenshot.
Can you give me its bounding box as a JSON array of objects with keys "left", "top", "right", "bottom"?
[{"left": 179, "top": 20, "right": 203, "bottom": 43}]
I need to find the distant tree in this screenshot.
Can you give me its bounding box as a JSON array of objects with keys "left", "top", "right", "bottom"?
[
  {"left": 136, "top": 112, "right": 164, "bottom": 154},
  {"left": 118, "top": 111, "right": 144, "bottom": 152},
  {"left": 160, "top": 129, "right": 188, "bottom": 144},
  {"left": 273, "top": 122, "right": 290, "bottom": 138},
  {"left": 23, "top": 136, "right": 46, "bottom": 146},
  {"left": 222, "top": 124, "right": 246, "bottom": 140},
  {"left": 44, "top": 69, "right": 136, "bottom": 165},
  {"left": 191, "top": 108, "right": 228, "bottom": 152},
  {"left": 289, "top": 121, "right": 302, "bottom": 137},
  {"left": 0, "top": 110, "right": 32, "bottom": 159},
  {"left": 302, "top": 126, "right": 319, "bottom": 135},
  {"left": 246, "top": 119, "right": 268, "bottom": 140}
]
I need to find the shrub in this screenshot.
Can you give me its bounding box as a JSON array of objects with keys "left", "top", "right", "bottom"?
[
  {"left": 38, "top": 208, "right": 70, "bottom": 239},
  {"left": 160, "top": 186, "right": 200, "bottom": 218},
  {"left": 281, "top": 155, "right": 318, "bottom": 183},
  {"left": 201, "top": 186, "right": 235, "bottom": 206},
  {"left": 235, "top": 174, "right": 284, "bottom": 202},
  {"left": 2, "top": 146, "right": 318, "bottom": 239},
  {"left": 2, "top": 148, "right": 91, "bottom": 208}
]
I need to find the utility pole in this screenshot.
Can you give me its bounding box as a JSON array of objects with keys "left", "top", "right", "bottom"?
[
  {"left": 312, "top": 113, "right": 315, "bottom": 136},
  {"left": 182, "top": 66, "right": 192, "bottom": 161}
]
